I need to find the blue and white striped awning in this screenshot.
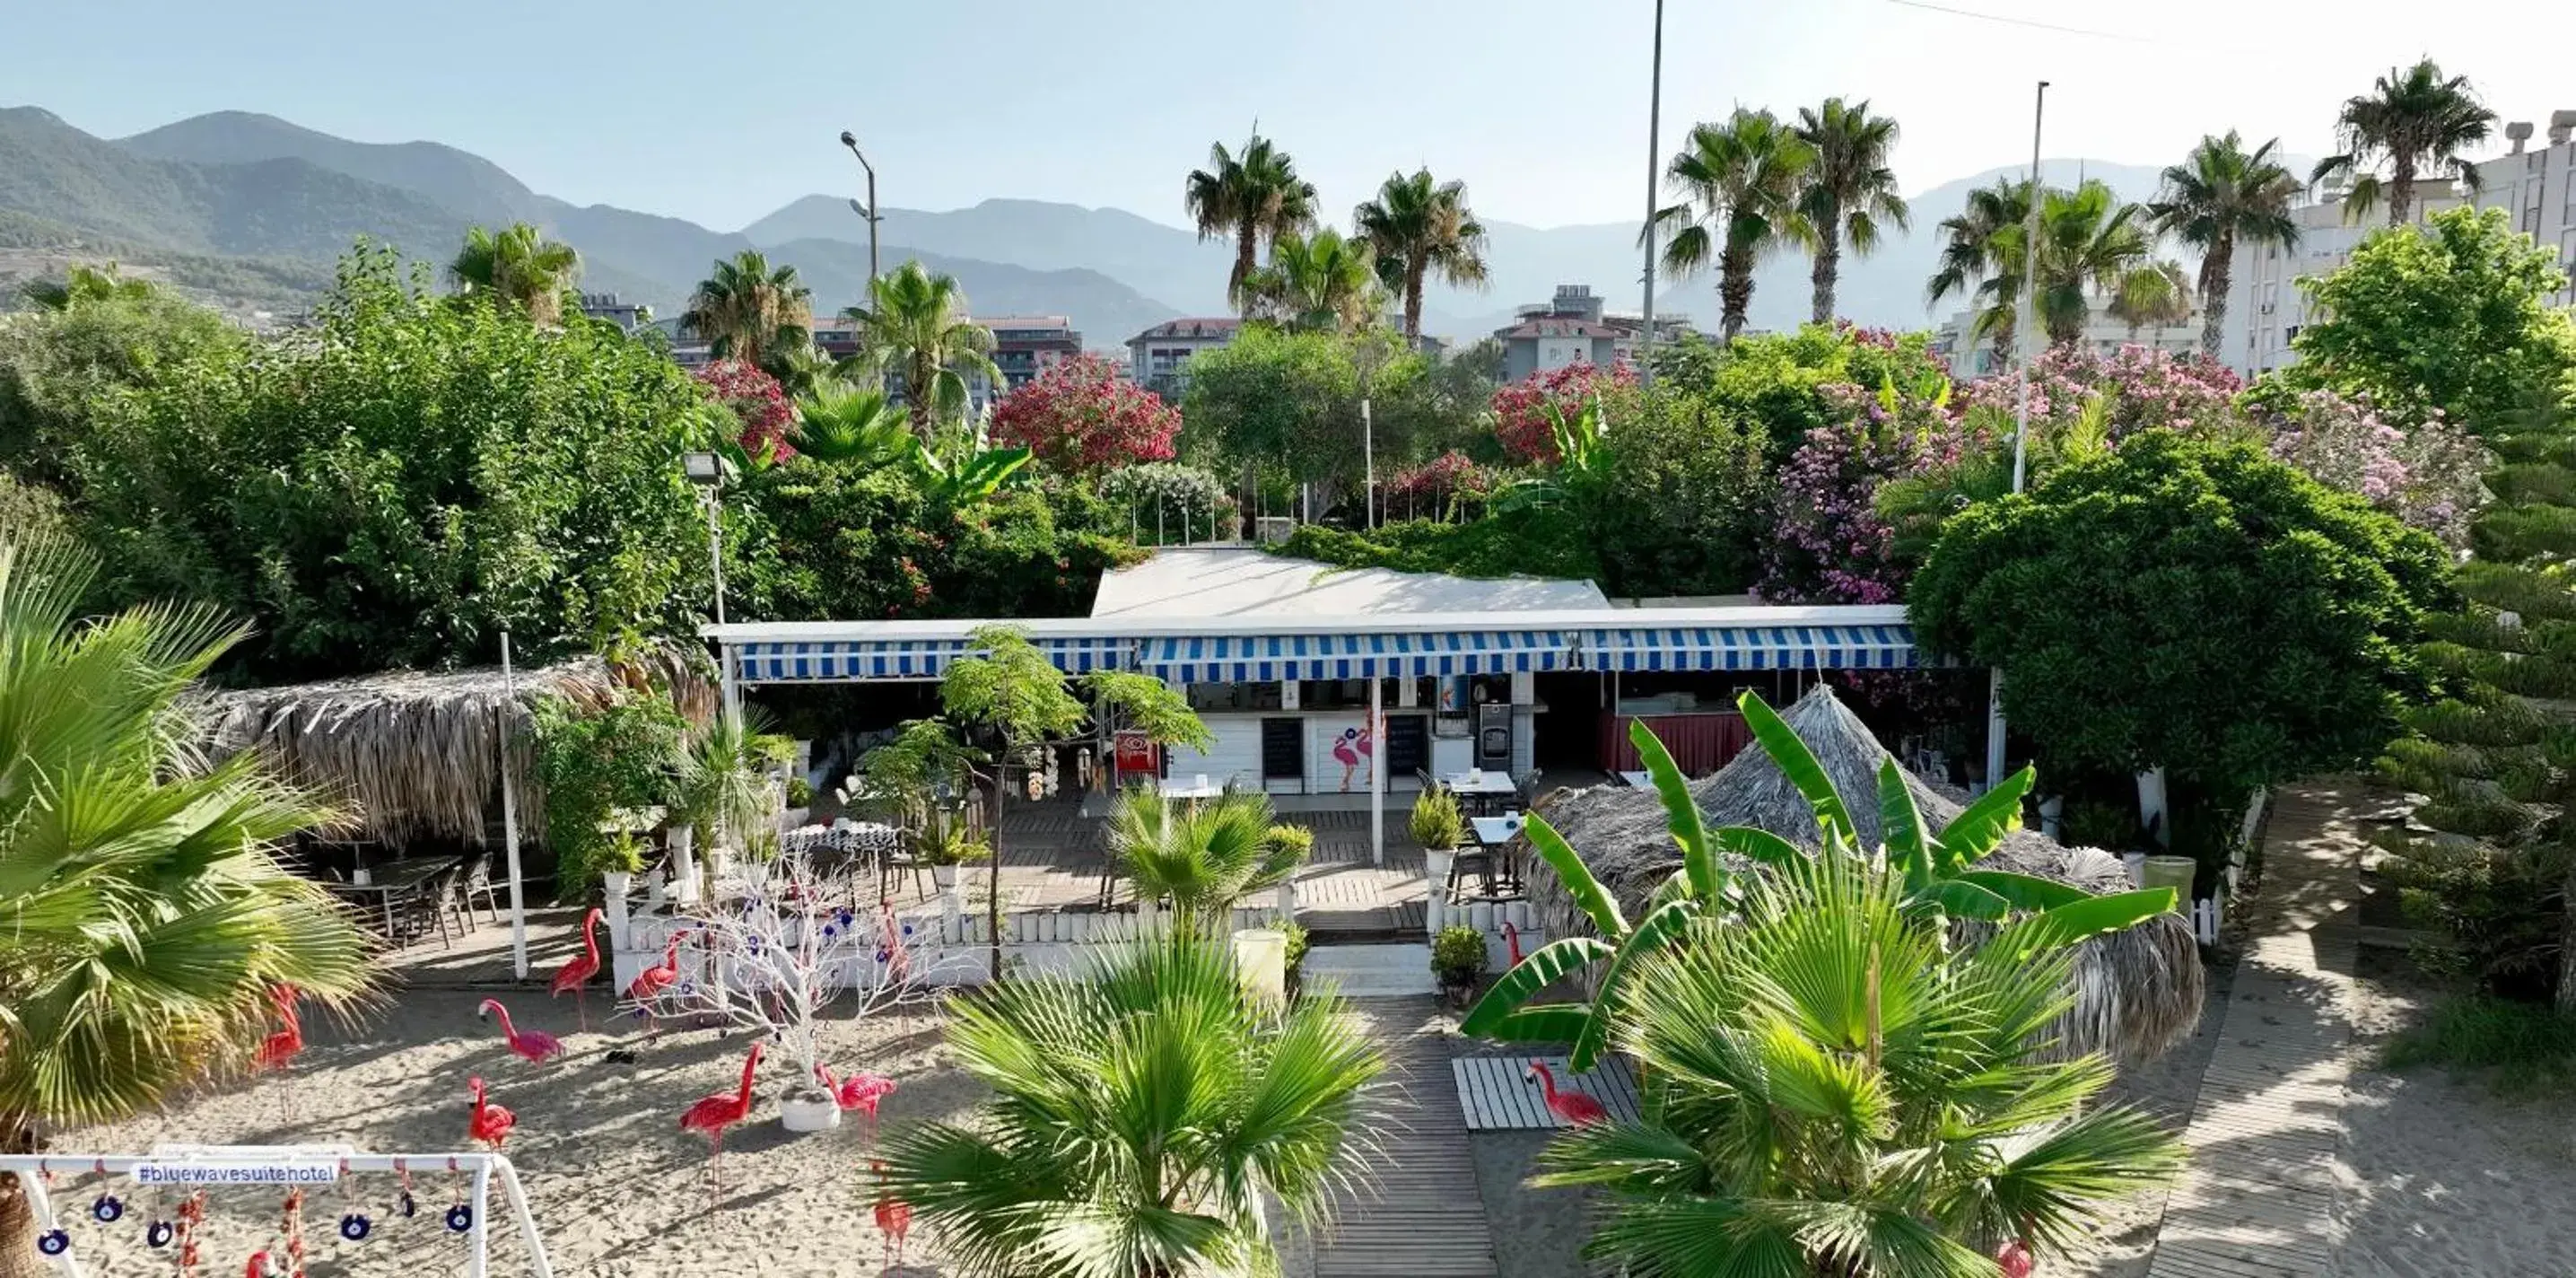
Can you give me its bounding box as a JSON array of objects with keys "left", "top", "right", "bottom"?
[
  {"left": 1581, "top": 624, "right": 1919, "bottom": 672},
  {"left": 733, "top": 636, "right": 1131, "bottom": 682},
  {"left": 1139, "top": 631, "right": 1571, "bottom": 684}
]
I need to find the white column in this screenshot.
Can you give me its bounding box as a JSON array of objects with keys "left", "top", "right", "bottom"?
[
  {"left": 1369, "top": 675, "right": 1384, "bottom": 867},
  {"left": 499, "top": 632, "right": 529, "bottom": 982}
]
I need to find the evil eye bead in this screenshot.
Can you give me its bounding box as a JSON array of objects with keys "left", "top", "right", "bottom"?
[
  {"left": 36, "top": 1230, "right": 70, "bottom": 1256},
  {"left": 444, "top": 1204, "right": 474, "bottom": 1233},
  {"left": 874, "top": 949, "right": 890, "bottom": 963},
  {"left": 146, "top": 1221, "right": 175, "bottom": 1248},
  {"left": 92, "top": 1195, "right": 125, "bottom": 1222},
  {"left": 338, "top": 1213, "right": 371, "bottom": 1241},
  {"left": 397, "top": 1191, "right": 417, "bottom": 1218}
]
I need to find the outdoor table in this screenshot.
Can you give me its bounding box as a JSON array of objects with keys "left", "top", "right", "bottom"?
[
  {"left": 326, "top": 855, "right": 459, "bottom": 938},
  {"left": 1157, "top": 775, "right": 1224, "bottom": 801},
  {"left": 1468, "top": 814, "right": 1528, "bottom": 897},
  {"left": 1616, "top": 770, "right": 1654, "bottom": 789},
  {"left": 1444, "top": 772, "right": 1519, "bottom": 815}
]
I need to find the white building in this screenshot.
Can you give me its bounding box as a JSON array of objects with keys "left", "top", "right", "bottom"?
[
  {"left": 1126, "top": 318, "right": 1241, "bottom": 396},
  {"left": 1929, "top": 304, "right": 2202, "bottom": 381},
  {"left": 2222, "top": 109, "right": 2576, "bottom": 378}
]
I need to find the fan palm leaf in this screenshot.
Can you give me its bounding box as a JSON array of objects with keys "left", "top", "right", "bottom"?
[
  {"left": 1240, "top": 228, "right": 1382, "bottom": 335},
  {"left": 1655, "top": 109, "right": 1815, "bottom": 341},
  {"left": 1106, "top": 789, "right": 1302, "bottom": 925},
  {"left": 682, "top": 249, "right": 814, "bottom": 378},
  {"left": 2148, "top": 131, "right": 2301, "bottom": 354},
  {"left": 839, "top": 261, "right": 1003, "bottom": 436},
  {"left": 1186, "top": 134, "right": 1320, "bottom": 311},
  {"left": 1794, "top": 98, "right": 1909, "bottom": 325},
  {"left": 448, "top": 223, "right": 581, "bottom": 325},
  {"left": 1354, "top": 168, "right": 1490, "bottom": 340}
]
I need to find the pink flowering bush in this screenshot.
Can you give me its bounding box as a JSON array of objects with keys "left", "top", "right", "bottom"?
[
  {"left": 2258, "top": 389, "right": 2489, "bottom": 550},
  {"left": 1492, "top": 361, "right": 1636, "bottom": 464},
  {"left": 989, "top": 353, "right": 1182, "bottom": 474},
  {"left": 1761, "top": 381, "right": 1982, "bottom": 604},
  {"left": 1386, "top": 451, "right": 1495, "bottom": 521},
  {"left": 694, "top": 359, "right": 797, "bottom": 459},
  {"left": 1958, "top": 344, "right": 2242, "bottom": 441}
]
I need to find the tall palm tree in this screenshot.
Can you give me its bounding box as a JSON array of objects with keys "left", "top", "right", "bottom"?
[
  {"left": 2107, "top": 258, "right": 2195, "bottom": 341},
  {"left": 1353, "top": 168, "right": 1490, "bottom": 341},
  {"left": 1926, "top": 178, "right": 2035, "bottom": 364},
  {"left": 2150, "top": 132, "right": 2303, "bottom": 355},
  {"left": 682, "top": 250, "right": 813, "bottom": 378},
  {"left": 880, "top": 934, "right": 1385, "bottom": 1277},
  {"left": 1967, "top": 181, "right": 2156, "bottom": 350},
  {"left": 840, "top": 260, "right": 1005, "bottom": 436},
  {"left": 0, "top": 530, "right": 377, "bottom": 1260},
  {"left": 1185, "top": 133, "right": 1319, "bottom": 311},
  {"left": 1792, "top": 98, "right": 1909, "bottom": 325},
  {"left": 1655, "top": 109, "right": 1815, "bottom": 342},
  {"left": 1105, "top": 789, "right": 1303, "bottom": 926},
  {"left": 448, "top": 223, "right": 581, "bottom": 325},
  {"left": 2313, "top": 58, "right": 2496, "bottom": 225},
  {"left": 1241, "top": 228, "right": 1383, "bottom": 334}
]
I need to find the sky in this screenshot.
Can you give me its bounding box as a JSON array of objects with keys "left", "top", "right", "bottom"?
[{"left": 7, "top": 0, "right": 2569, "bottom": 233}]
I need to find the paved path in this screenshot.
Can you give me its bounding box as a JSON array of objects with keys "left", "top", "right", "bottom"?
[
  {"left": 2146, "top": 782, "right": 2371, "bottom": 1278},
  {"left": 1314, "top": 1001, "right": 1498, "bottom": 1278}
]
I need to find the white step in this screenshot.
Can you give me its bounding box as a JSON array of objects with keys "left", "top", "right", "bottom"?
[{"left": 1302, "top": 942, "right": 1434, "bottom": 998}]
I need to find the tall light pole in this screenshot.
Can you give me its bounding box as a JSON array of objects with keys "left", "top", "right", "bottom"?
[
  {"left": 1637, "top": 0, "right": 1666, "bottom": 386},
  {"left": 684, "top": 449, "right": 736, "bottom": 714},
  {"left": 1986, "top": 78, "right": 2048, "bottom": 795},
  {"left": 839, "top": 130, "right": 882, "bottom": 293}
]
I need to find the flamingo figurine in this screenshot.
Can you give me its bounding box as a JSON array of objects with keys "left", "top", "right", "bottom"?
[
  {"left": 1996, "top": 1239, "right": 2035, "bottom": 1278},
  {"left": 624, "top": 930, "right": 691, "bottom": 1037},
  {"left": 551, "top": 907, "right": 605, "bottom": 1031},
  {"left": 253, "top": 985, "right": 304, "bottom": 1072},
  {"left": 466, "top": 1076, "right": 516, "bottom": 1151},
  {"left": 816, "top": 1064, "right": 898, "bottom": 1145},
  {"left": 1501, "top": 921, "right": 1524, "bottom": 967},
  {"left": 1525, "top": 1061, "right": 1608, "bottom": 1127},
  {"left": 477, "top": 998, "right": 565, "bottom": 1065},
  {"left": 871, "top": 1160, "right": 911, "bottom": 1271},
  {"left": 679, "top": 1043, "right": 763, "bottom": 1193},
  {"left": 245, "top": 1251, "right": 273, "bottom": 1278}
]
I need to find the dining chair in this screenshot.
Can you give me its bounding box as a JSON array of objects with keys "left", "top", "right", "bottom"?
[{"left": 456, "top": 850, "right": 502, "bottom": 928}]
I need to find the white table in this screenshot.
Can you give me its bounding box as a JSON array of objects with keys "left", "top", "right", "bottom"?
[
  {"left": 1616, "top": 770, "right": 1654, "bottom": 789},
  {"left": 1444, "top": 772, "right": 1519, "bottom": 815},
  {"left": 1157, "top": 777, "right": 1225, "bottom": 801},
  {"left": 1464, "top": 815, "right": 1528, "bottom": 897},
  {"left": 1469, "top": 815, "right": 1525, "bottom": 847}
]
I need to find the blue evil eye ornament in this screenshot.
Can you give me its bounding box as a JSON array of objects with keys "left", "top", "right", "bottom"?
[
  {"left": 145, "top": 1220, "right": 175, "bottom": 1248},
  {"left": 36, "top": 1230, "right": 70, "bottom": 1256},
  {"left": 444, "top": 1204, "right": 474, "bottom": 1233},
  {"left": 91, "top": 1195, "right": 124, "bottom": 1222},
  {"left": 338, "top": 1213, "right": 371, "bottom": 1241}
]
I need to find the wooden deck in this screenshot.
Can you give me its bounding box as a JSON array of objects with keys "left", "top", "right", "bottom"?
[
  {"left": 2146, "top": 783, "right": 2369, "bottom": 1278},
  {"left": 1453, "top": 1055, "right": 1641, "bottom": 1131},
  {"left": 1314, "top": 1002, "right": 1499, "bottom": 1278}
]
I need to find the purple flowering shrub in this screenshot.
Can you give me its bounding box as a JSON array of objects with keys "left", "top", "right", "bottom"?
[
  {"left": 1761, "top": 381, "right": 1985, "bottom": 604},
  {"left": 1956, "top": 343, "right": 2242, "bottom": 441},
  {"left": 2258, "top": 389, "right": 2489, "bottom": 550}
]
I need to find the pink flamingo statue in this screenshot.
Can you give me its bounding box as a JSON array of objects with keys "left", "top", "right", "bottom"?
[
  {"left": 1501, "top": 921, "right": 1524, "bottom": 967},
  {"left": 816, "top": 1064, "right": 899, "bottom": 1146},
  {"left": 466, "top": 1076, "right": 516, "bottom": 1151},
  {"left": 253, "top": 985, "right": 306, "bottom": 1126},
  {"left": 1996, "top": 1239, "right": 2035, "bottom": 1278},
  {"left": 679, "top": 1043, "right": 763, "bottom": 1194},
  {"left": 550, "top": 907, "right": 604, "bottom": 1031},
  {"left": 1525, "top": 1061, "right": 1608, "bottom": 1126},
  {"left": 871, "top": 1160, "right": 911, "bottom": 1271},
  {"left": 624, "top": 930, "right": 690, "bottom": 1037},
  {"left": 477, "top": 998, "right": 565, "bottom": 1064}
]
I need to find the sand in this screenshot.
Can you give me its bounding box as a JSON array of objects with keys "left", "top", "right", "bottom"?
[{"left": 43, "top": 990, "right": 975, "bottom": 1277}]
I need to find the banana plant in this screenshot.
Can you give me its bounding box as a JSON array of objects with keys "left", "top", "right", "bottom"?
[
  {"left": 909, "top": 435, "right": 1031, "bottom": 505},
  {"left": 1462, "top": 691, "right": 2179, "bottom": 1069}
]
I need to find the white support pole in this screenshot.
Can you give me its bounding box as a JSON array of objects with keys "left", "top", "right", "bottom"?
[
  {"left": 469, "top": 1160, "right": 493, "bottom": 1278},
  {"left": 1989, "top": 78, "right": 2048, "bottom": 795},
  {"left": 1369, "top": 675, "right": 1385, "bottom": 867},
  {"left": 500, "top": 631, "right": 528, "bottom": 981},
  {"left": 495, "top": 1156, "right": 556, "bottom": 1278}
]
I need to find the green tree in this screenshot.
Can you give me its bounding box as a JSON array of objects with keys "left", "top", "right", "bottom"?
[
  {"left": 1911, "top": 431, "right": 2453, "bottom": 871},
  {"left": 1353, "top": 168, "right": 1490, "bottom": 341},
  {"left": 1180, "top": 324, "right": 1362, "bottom": 488},
  {"left": 0, "top": 530, "right": 378, "bottom": 1259},
  {"left": 18, "top": 262, "right": 154, "bottom": 311},
  {"left": 1241, "top": 228, "right": 1383, "bottom": 335},
  {"left": 447, "top": 222, "right": 581, "bottom": 326},
  {"left": 2313, "top": 58, "right": 2497, "bottom": 226},
  {"left": 2148, "top": 131, "right": 2302, "bottom": 355},
  {"left": 1655, "top": 109, "right": 1814, "bottom": 341},
  {"left": 67, "top": 245, "right": 714, "bottom": 679},
  {"left": 2285, "top": 206, "right": 2576, "bottom": 427},
  {"left": 1791, "top": 97, "right": 1908, "bottom": 325},
  {"left": 840, "top": 260, "right": 1004, "bottom": 436},
  {"left": 1185, "top": 133, "right": 1319, "bottom": 311},
  {"left": 683, "top": 249, "right": 813, "bottom": 379},
  {"left": 1926, "top": 178, "right": 2034, "bottom": 363},
  {"left": 2005, "top": 179, "right": 2158, "bottom": 347},
  {"left": 878, "top": 934, "right": 1384, "bottom": 1277},
  {"left": 0, "top": 273, "right": 246, "bottom": 485}
]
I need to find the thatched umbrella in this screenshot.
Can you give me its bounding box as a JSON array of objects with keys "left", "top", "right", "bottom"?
[{"left": 1526, "top": 686, "right": 2205, "bottom": 1064}]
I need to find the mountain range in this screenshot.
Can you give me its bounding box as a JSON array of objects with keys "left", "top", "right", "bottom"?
[{"left": 0, "top": 104, "right": 2183, "bottom": 346}]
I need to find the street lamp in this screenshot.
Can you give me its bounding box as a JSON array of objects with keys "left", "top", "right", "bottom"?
[
  {"left": 839, "top": 130, "right": 883, "bottom": 293},
  {"left": 682, "top": 451, "right": 733, "bottom": 626}
]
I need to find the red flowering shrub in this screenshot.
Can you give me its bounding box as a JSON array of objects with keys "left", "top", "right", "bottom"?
[
  {"left": 694, "top": 360, "right": 796, "bottom": 459},
  {"left": 1386, "top": 451, "right": 1495, "bottom": 521},
  {"left": 1491, "top": 361, "right": 1636, "bottom": 464},
  {"left": 990, "top": 354, "right": 1181, "bottom": 474}
]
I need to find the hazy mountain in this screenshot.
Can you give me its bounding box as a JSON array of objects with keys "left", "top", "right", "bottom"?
[
  {"left": 118, "top": 110, "right": 547, "bottom": 227},
  {"left": 762, "top": 238, "right": 1178, "bottom": 344},
  {"left": 747, "top": 197, "right": 1236, "bottom": 319}
]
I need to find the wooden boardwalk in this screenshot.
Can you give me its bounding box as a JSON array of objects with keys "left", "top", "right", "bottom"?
[
  {"left": 1314, "top": 1002, "right": 1498, "bottom": 1278},
  {"left": 1453, "top": 1055, "right": 1642, "bottom": 1130},
  {"left": 2146, "top": 783, "right": 2370, "bottom": 1278}
]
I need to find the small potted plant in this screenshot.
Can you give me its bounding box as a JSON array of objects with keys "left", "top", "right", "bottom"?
[
  {"left": 1410, "top": 788, "right": 1468, "bottom": 895},
  {"left": 782, "top": 775, "right": 814, "bottom": 828},
  {"left": 1431, "top": 924, "right": 1488, "bottom": 1009},
  {"left": 598, "top": 829, "right": 648, "bottom": 904},
  {"left": 922, "top": 815, "right": 990, "bottom": 895}
]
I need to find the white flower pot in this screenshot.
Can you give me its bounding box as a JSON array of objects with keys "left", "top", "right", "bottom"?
[
  {"left": 779, "top": 1089, "right": 842, "bottom": 1134},
  {"left": 932, "top": 864, "right": 960, "bottom": 890},
  {"left": 602, "top": 871, "right": 633, "bottom": 900}
]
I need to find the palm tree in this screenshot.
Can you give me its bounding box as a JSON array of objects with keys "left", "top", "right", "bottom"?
[
  {"left": 448, "top": 223, "right": 581, "bottom": 325},
  {"left": 879, "top": 934, "right": 1384, "bottom": 1277},
  {"left": 1185, "top": 133, "right": 1319, "bottom": 311},
  {"left": 1534, "top": 847, "right": 2184, "bottom": 1276},
  {"left": 1105, "top": 789, "right": 1303, "bottom": 925},
  {"left": 1241, "top": 228, "right": 1383, "bottom": 334},
  {"left": 1353, "top": 168, "right": 1490, "bottom": 340},
  {"left": 682, "top": 250, "right": 813, "bottom": 378},
  {"left": 2150, "top": 132, "right": 2302, "bottom": 355},
  {"left": 2107, "top": 258, "right": 2195, "bottom": 342},
  {"left": 839, "top": 261, "right": 1005, "bottom": 436},
  {"left": 1792, "top": 98, "right": 1909, "bottom": 325},
  {"left": 2313, "top": 58, "right": 2496, "bottom": 225},
  {"left": 20, "top": 262, "right": 154, "bottom": 310},
  {"left": 1969, "top": 180, "right": 2155, "bottom": 349},
  {"left": 1926, "top": 178, "right": 2035, "bottom": 365},
  {"left": 789, "top": 378, "right": 913, "bottom": 467},
  {"left": 1655, "top": 109, "right": 1815, "bottom": 342},
  {"left": 0, "top": 530, "right": 377, "bottom": 1260}
]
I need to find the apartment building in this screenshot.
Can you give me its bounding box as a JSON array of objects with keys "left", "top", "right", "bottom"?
[
  {"left": 1126, "top": 318, "right": 1241, "bottom": 395},
  {"left": 1929, "top": 304, "right": 2203, "bottom": 380}
]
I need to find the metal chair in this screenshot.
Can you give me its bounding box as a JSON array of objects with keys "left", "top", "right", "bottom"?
[
  {"left": 394, "top": 866, "right": 463, "bottom": 950},
  {"left": 456, "top": 850, "right": 502, "bottom": 928}
]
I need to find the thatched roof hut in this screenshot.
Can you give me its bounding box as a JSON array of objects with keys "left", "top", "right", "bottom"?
[
  {"left": 199, "top": 647, "right": 714, "bottom": 846},
  {"left": 1527, "top": 686, "right": 2205, "bottom": 1064}
]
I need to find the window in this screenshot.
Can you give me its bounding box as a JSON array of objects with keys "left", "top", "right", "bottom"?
[
  {"left": 1297, "top": 678, "right": 1402, "bottom": 712},
  {"left": 1186, "top": 681, "right": 1283, "bottom": 713}
]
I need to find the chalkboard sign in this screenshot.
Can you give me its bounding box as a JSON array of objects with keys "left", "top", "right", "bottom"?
[
  {"left": 1384, "top": 714, "right": 1429, "bottom": 777},
  {"left": 1261, "top": 718, "right": 1305, "bottom": 779}
]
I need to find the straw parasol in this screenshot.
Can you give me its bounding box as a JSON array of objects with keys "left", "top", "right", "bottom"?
[
  {"left": 1526, "top": 686, "right": 2205, "bottom": 1064},
  {"left": 198, "top": 645, "right": 714, "bottom": 846}
]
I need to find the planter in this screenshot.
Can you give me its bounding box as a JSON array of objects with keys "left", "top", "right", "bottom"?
[
  {"left": 931, "top": 864, "right": 960, "bottom": 891},
  {"left": 602, "top": 871, "right": 633, "bottom": 901},
  {"left": 778, "top": 1088, "right": 842, "bottom": 1134},
  {"left": 1436, "top": 977, "right": 1476, "bottom": 1011}
]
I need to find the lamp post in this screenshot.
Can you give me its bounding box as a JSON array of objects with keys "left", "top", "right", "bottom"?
[
  {"left": 684, "top": 450, "right": 737, "bottom": 715},
  {"left": 1986, "top": 79, "right": 2048, "bottom": 796},
  {"left": 839, "top": 130, "right": 883, "bottom": 293},
  {"left": 1637, "top": 0, "right": 1666, "bottom": 388}
]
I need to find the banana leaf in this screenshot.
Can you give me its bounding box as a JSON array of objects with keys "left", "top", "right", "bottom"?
[
  {"left": 1569, "top": 899, "right": 1701, "bottom": 1071},
  {"left": 1631, "top": 720, "right": 1721, "bottom": 901},
  {"left": 1460, "top": 936, "right": 1614, "bottom": 1037},
  {"left": 1738, "top": 690, "right": 1856, "bottom": 844}
]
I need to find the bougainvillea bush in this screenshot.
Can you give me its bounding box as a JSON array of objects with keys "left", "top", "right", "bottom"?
[
  {"left": 1491, "top": 360, "right": 1635, "bottom": 464},
  {"left": 1761, "top": 381, "right": 1982, "bottom": 604},
  {"left": 2257, "top": 388, "right": 2489, "bottom": 551},
  {"left": 1955, "top": 343, "right": 2242, "bottom": 442},
  {"left": 694, "top": 359, "right": 798, "bottom": 459},
  {"left": 990, "top": 353, "right": 1182, "bottom": 474},
  {"left": 1385, "top": 451, "right": 1495, "bottom": 521}
]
